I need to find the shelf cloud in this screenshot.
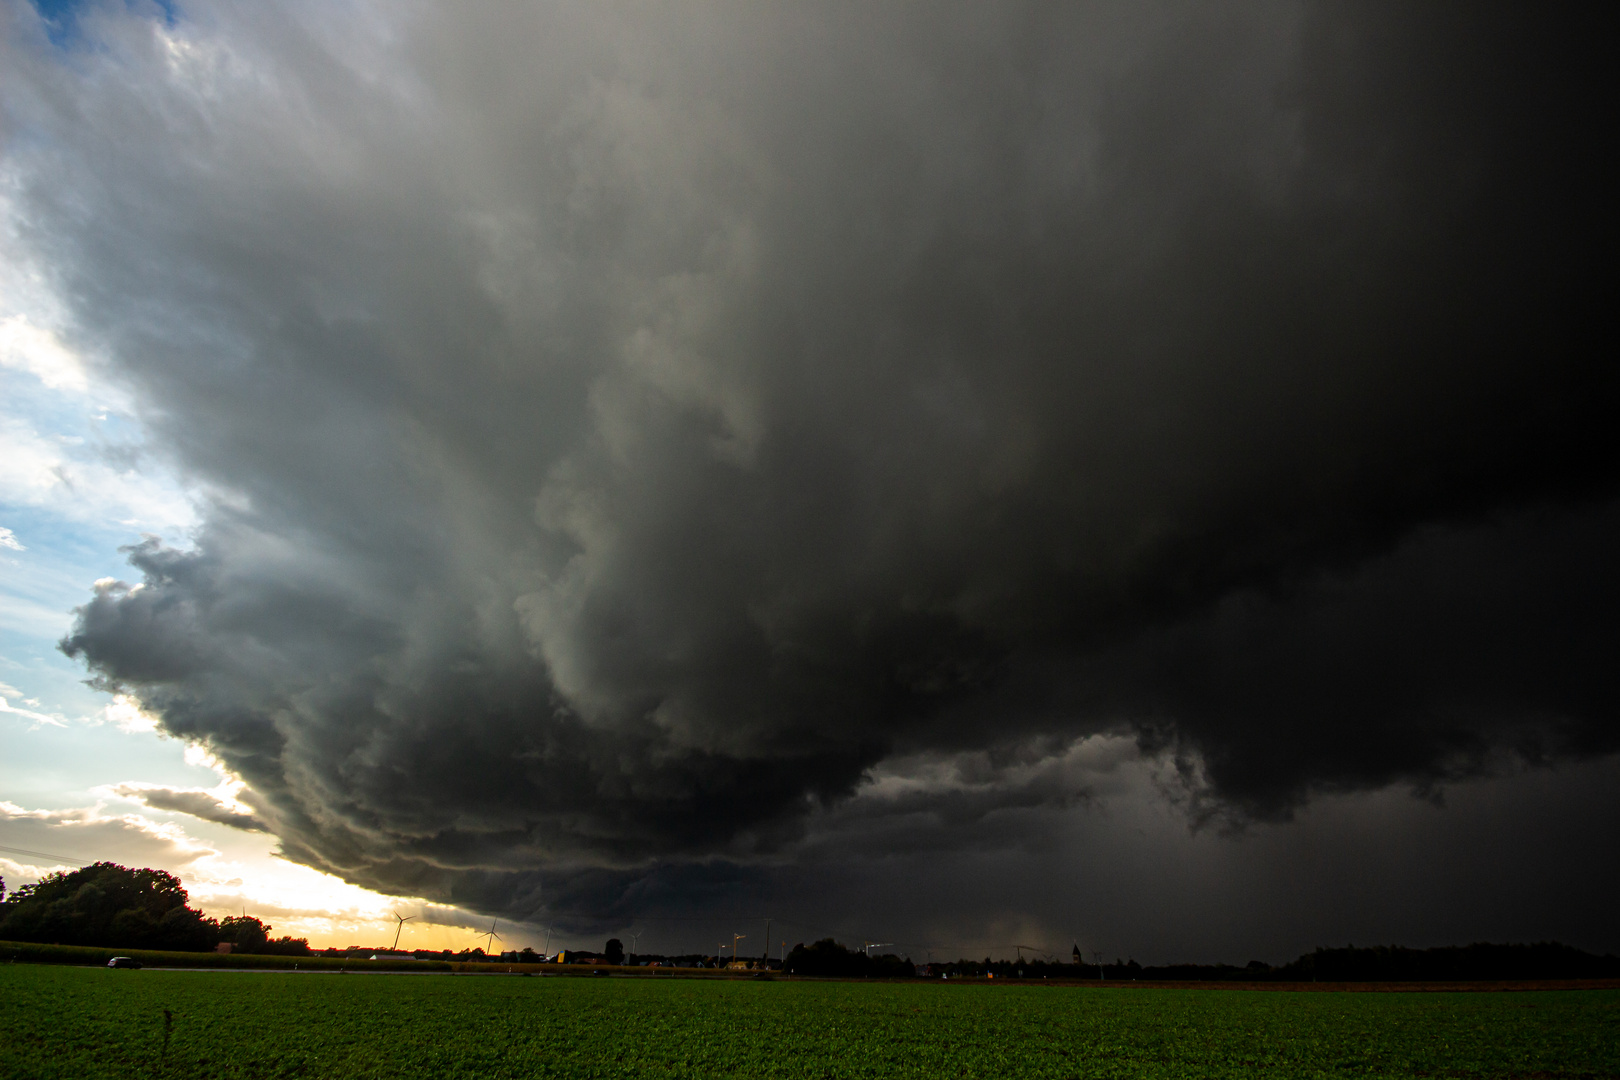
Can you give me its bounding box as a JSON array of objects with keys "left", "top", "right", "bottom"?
[{"left": 9, "top": 1, "right": 1612, "bottom": 926}]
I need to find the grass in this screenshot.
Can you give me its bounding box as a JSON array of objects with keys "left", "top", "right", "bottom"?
[{"left": 2, "top": 964, "right": 1617, "bottom": 1079}]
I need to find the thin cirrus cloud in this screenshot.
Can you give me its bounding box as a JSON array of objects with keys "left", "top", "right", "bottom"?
[
  {"left": 3, "top": 0, "right": 1613, "bottom": 937},
  {"left": 0, "top": 798, "right": 214, "bottom": 876}
]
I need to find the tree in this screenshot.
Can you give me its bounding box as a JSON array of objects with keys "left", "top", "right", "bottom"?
[
  {"left": 220, "top": 915, "right": 271, "bottom": 951},
  {"left": 260, "top": 935, "right": 313, "bottom": 956},
  {"left": 872, "top": 953, "right": 915, "bottom": 978},
  {"left": 218, "top": 914, "right": 311, "bottom": 956},
  {"left": 785, "top": 938, "right": 870, "bottom": 977},
  {"left": 604, "top": 938, "right": 625, "bottom": 965},
  {"left": 0, "top": 862, "right": 219, "bottom": 951}
]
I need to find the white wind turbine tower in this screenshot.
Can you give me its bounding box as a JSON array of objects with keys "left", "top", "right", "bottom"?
[
  {"left": 391, "top": 911, "right": 417, "bottom": 951},
  {"left": 479, "top": 920, "right": 503, "bottom": 956}
]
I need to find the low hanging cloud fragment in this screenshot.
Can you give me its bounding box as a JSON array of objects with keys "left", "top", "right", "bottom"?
[
  {"left": 8, "top": 0, "right": 1613, "bottom": 920},
  {"left": 107, "top": 784, "right": 269, "bottom": 833}
]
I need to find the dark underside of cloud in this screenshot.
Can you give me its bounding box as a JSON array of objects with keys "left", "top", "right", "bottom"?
[{"left": 8, "top": 1, "right": 1614, "bottom": 921}]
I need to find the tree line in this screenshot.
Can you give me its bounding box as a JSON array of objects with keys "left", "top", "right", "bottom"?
[
  {"left": 905, "top": 944, "right": 1620, "bottom": 982},
  {"left": 0, "top": 863, "right": 311, "bottom": 955}
]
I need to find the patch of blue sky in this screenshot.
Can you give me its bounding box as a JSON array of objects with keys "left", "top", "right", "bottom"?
[
  {"left": 0, "top": 494, "right": 144, "bottom": 712},
  {"left": 0, "top": 705, "right": 217, "bottom": 810},
  {"left": 30, "top": 0, "right": 178, "bottom": 49},
  {"left": 0, "top": 319, "right": 203, "bottom": 804}
]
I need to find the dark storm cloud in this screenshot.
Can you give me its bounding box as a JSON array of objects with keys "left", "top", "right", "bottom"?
[{"left": 7, "top": 0, "right": 1612, "bottom": 920}]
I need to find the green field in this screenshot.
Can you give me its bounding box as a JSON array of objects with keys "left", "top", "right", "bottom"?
[{"left": 3, "top": 965, "right": 1616, "bottom": 1079}]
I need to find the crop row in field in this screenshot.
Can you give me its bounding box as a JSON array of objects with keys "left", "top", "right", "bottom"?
[{"left": 4, "top": 963, "right": 1619, "bottom": 1079}]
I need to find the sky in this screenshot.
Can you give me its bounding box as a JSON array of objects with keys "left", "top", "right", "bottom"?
[{"left": 1, "top": 0, "right": 1615, "bottom": 964}]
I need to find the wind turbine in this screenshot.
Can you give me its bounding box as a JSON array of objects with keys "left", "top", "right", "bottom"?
[
  {"left": 479, "top": 920, "right": 503, "bottom": 955},
  {"left": 391, "top": 911, "right": 417, "bottom": 951}
]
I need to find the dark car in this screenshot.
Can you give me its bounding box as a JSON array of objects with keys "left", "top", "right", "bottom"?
[{"left": 107, "top": 957, "right": 141, "bottom": 969}]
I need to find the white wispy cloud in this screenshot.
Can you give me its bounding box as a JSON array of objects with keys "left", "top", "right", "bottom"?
[
  {"left": 0, "top": 414, "right": 196, "bottom": 533},
  {"left": 0, "top": 314, "right": 90, "bottom": 394},
  {"left": 95, "top": 693, "right": 164, "bottom": 734},
  {"left": 0, "top": 695, "right": 66, "bottom": 727}
]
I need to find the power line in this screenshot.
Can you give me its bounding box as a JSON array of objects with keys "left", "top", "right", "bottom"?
[{"left": 0, "top": 843, "right": 88, "bottom": 865}]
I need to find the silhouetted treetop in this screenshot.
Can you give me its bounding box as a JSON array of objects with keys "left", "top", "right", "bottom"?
[{"left": 0, "top": 861, "right": 217, "bottom": 951}]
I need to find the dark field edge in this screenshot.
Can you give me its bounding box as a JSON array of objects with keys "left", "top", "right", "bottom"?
[
  {"left": 1, "top": 940, "right": 763, "bottom": 977},
  {"left": 6, "top": 942, "right": 1620, "bottom": 991},
  {"left": 1, "top": 940, "right": 446, "bottom": 971}
]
